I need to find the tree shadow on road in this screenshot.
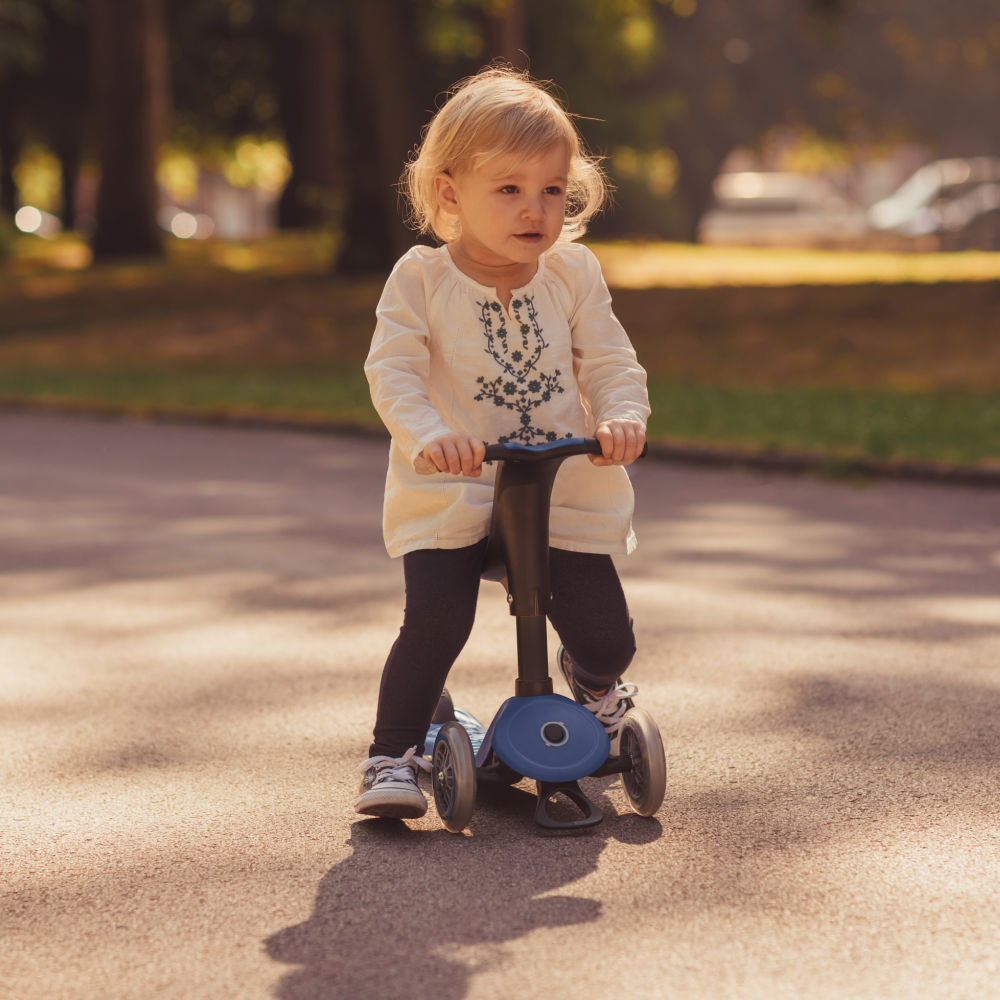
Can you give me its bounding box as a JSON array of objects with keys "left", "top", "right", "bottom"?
[
  {"left": 627, "top": 462, "right": 1000, "bottom": 650},
  {"left": 264, "top": 783, "right": 660, "bottom": 1000}
]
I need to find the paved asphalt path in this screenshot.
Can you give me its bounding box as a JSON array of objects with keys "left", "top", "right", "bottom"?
[{"left": 3, "top": 411, "right": 999, "bottom": 1000}]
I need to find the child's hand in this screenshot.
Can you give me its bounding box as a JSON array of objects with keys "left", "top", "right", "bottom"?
[
  {"left": 590, "top": 419, "right": 646, "bottom": 467},
  {"left": 419, "top": 433, "right": 486, "bottom": 477}
]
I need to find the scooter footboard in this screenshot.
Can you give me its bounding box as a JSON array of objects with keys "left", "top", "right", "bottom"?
[{"left": 476, "top": 694, "right": 609, "bottom": 782}]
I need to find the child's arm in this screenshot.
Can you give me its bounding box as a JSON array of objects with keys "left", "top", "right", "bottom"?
[
  {"left": 566, "top": 247, "right": 651, "bottom": 466},
  {"left": 365, "top": 253, "right": 475, "bottom": 473}
]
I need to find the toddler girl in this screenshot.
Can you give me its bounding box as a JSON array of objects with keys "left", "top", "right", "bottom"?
[{"left": 357, "top": 66, "right": 650, "bottom": 819}]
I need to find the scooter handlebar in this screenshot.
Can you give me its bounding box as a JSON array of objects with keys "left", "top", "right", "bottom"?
[{"left": 414, "top": 436, "right": 647, "bottom": 474}]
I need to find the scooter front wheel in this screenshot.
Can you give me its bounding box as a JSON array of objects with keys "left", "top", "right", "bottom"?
[
  {"left": 432, "top": 722, "right": 477, "bottom": 833},
  {"left": 619, "top": 708, "right": 666, "bottom": 816}
]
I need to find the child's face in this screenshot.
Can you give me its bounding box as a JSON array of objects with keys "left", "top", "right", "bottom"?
[{"left": 438, "top": 143, "right": 570, "bottom": 271}]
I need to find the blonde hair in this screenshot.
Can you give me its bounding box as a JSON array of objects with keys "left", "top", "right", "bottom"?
[{"left": 402, "top": 66, "right": 609, "bottom": 243}]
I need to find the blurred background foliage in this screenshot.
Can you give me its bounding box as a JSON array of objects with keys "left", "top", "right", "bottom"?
[{"left": 1, "top": 0, "right": 999, "bottom": 266}]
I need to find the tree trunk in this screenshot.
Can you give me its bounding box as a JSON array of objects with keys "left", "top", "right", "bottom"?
[
  {"left": 274, "top": 19, "right": 345, "bottom": 230},
  {"left": 44, "top": 0, "right": 91, "bottom": 232},
  {"left": 669, "top": 126, "right": 731, "bottom": 243},
  {"left": 54, "top": 136, "right": 82, "bottom": 231},
  {"left": 485, "top": 0, "right": 528, "bottom": 68},
  {"left": 648, "top": 3, "right": 753, "bottom": 242},
  {"left": 89, "top": 0, "right": 168, "bottom": 259},
  {"left": 0, "top": 85, "right": 21, "bottom": 217},
  {"left": 339, "top": 0, "right": 425, "bottom": 273}
]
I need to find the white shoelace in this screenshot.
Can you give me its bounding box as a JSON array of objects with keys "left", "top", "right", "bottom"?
[
  {"left": 586, "top": 682, "right": 639, "bottom": 732},
  {"left": 358, "top": 745, "right": 433, "bottom": 783}
]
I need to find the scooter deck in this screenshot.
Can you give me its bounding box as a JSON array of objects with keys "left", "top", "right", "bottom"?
[
  {"left": 427, "top": 693, "right": 610, "bottom": 783},
  {"left": 424, "top": 708, "right": 488, "bottom": 759},
  {"left": 428, "top": 695, "right": 612, "bottom": 832}
]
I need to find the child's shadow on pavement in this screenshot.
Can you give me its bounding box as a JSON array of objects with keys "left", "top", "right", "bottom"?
[{"left": 265, "top": 782, "right": 660, "bottom": 1000}]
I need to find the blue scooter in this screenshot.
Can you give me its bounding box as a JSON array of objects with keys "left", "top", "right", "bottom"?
[{"left": 422, "top": 437, "right": 666, "bottom": 834}]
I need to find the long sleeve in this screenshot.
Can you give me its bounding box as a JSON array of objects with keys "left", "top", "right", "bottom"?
[
  {"left": 567, "top": 246, "right": 651, "bottom": 428},
  {"left": 364, "top": 250, "right": 453, "bottom": 462}
]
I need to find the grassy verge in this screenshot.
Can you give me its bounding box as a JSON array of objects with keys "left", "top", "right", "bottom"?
[
  {"left": 2, "top": 366, "right": 997, "bottom": 471},
  {"left": 646, "top": 380, "right": 1000, "bottom": 468},
  {"left": 0, "top": 367, "right": 376, "bottom": 426}
]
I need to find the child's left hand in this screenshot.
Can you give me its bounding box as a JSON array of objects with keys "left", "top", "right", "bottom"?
[{"left": 590, "top": 419, "right": 646, "bottom": 466}]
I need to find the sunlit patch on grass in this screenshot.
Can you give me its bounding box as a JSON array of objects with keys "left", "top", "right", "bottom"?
[
  {"left": 3, "top": 230, "right": 336, "bottom": 280},
  {"left": 5, "top": 234, "right": 93, "bottom": 271},
  {"left": 591, "top": 241, "right": 1000, "bottom": 288},
  {"left": 8, "top": 232, "right": 1000, "bottom": 287}
]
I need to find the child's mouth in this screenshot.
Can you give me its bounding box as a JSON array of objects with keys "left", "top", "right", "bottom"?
[{"left": 514, "top": 232, "right": 543, "bottom": 243}]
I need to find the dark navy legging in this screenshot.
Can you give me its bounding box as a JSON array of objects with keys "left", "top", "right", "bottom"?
[{"left": 369, "top": 538, "right": 636, "bottom": 758}]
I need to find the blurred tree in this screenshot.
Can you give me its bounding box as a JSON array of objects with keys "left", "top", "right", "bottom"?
[
  {"left": 0, "top": 0, "right": 44, "bottom": 217},
  {"left": 529, "top": 0, "right": 836, "bottom": 240},
  {"left": 35, "top": 1, "right": 89, "bottom": 229},
  {"left": 530, "top": 0, "right": 999, "bottom": 241},
  {"left": 168, "top": 0, "right": 279, "bottom": 145},
  {"left": 647, "top": 0, "right": 1000, "bottom": 239},
  {"left": 167, "top": 0, "right": 429, "bottom": 268},
  {"left": 90, "top": 0, "right": 169, "bottom": 258},
  {"left": 157, "top": 0, "right": 1000, "bottom": 254},
  {"left": 0, "top": 74, "right": 25, "bottom": 217},
  {"left": 339, "top": 0, "right": 430, "bottom": 270},
  {"left": 483, "top": 0, "right": 527, "bottom": 68},
  {"left": 646, "top": 0, "right": 827, "bottom": 241},
  {"left": 812, "top": 0, "right": 1000, "bottom": 156},
  {"left": 270, "top": 12, "right": 344, "bottom": 231},
  {"left": 0, "top": 1, "right": 89, "bottom": 226},
  {"left": 520, "top": 0, "right": 673, "bottom": 236},
  {"left": 196, "top": 0, "right": 352, "bottom": 232},
  {"left": 8, "top": 0, "right": 995, "bottom": 260}
]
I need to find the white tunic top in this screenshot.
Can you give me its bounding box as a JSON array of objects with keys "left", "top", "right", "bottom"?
[{"left": 364, "top": 240, "right": 650, "bottom": 558}]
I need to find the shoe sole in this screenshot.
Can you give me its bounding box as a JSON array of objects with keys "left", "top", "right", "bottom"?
[{"left": 355, "top": 788, "right": 428, "bottom": 820}]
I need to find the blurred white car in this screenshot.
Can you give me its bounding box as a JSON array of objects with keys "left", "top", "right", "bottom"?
[
  {"left": 868, "top": 157, "right": 1000, "bottom": 249},
  {"left": 699, "top": 171, "right": 869, "bottom": 245}
]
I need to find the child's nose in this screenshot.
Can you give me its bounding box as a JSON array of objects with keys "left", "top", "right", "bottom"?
[{"left": 522, "top": 196, "right": 544, "bottom": 220}]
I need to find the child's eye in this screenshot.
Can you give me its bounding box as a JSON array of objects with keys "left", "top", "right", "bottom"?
[
  {"left": 544, "top": 186, "right": 564, "bottom": 196},
  {"left": 499, "top": 185, "right": 518, "bottom": 194}
]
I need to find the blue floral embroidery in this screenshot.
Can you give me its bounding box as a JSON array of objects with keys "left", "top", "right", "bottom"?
[{"left": 473, "top": 296, "right": 569, "bottom": 444}]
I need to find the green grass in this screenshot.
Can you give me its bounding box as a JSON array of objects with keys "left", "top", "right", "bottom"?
[
  {"left": 647, "top": 381, "right": 1000, "bottom": 467},
  {"left": 2, "top": 366, "right": 997, "bottom": 469},
  {"left": 0, "top": 367, "right": 377, "bottom": 426}
]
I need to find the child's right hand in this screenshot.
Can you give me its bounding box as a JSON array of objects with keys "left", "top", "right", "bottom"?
[{"left": 418, "top": 433, "right": 486, "bottom": 477}]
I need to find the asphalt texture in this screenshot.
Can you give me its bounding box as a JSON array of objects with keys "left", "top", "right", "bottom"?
[{"left": 3, "top": 411, "right": 999, "bottom": 1000}]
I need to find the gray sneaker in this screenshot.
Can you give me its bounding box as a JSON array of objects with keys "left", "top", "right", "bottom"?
[
  {"left": 556, "top": 644, "right": 638, "bottom": 755},
  {"left": 355, "top": 746, "right": 433, "bottom": 819}
]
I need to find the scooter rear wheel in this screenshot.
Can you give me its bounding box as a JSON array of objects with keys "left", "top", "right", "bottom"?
[
  {"left": 432, "top": 722, "right": 477, "bottom": 833},
  {"left": 619, "top": 708, "right": 666, "bottom": 816}
]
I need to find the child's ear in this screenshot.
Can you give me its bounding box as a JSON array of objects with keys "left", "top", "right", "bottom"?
[{"left": 435, "top": 173, "right": 460, "bottom": 215}]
